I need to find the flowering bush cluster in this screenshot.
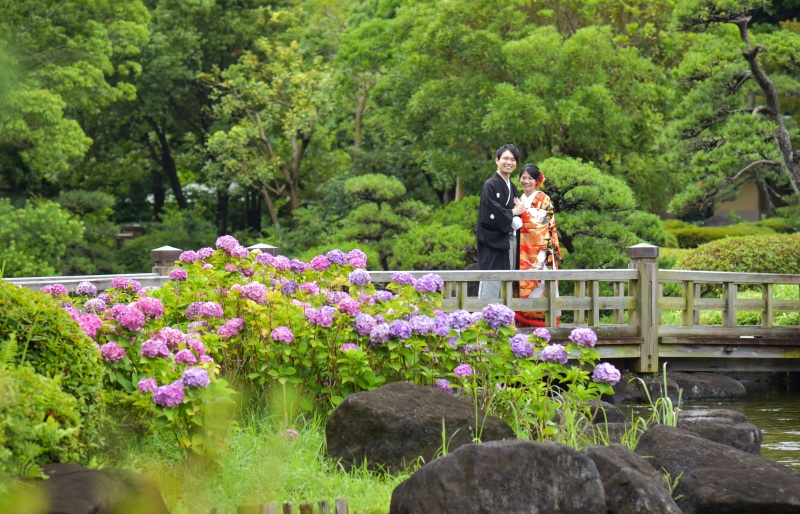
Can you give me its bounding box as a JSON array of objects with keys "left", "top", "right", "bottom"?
[{"left": 45, "top": 235, "right": 621, "bottom": 455}]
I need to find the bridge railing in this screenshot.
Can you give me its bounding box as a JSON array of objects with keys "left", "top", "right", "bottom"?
[{"left": 5, "top": 243, "right": 799, "bottom": 372}]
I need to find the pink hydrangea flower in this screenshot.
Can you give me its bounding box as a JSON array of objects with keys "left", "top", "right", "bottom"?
[
  {"left": 78, "top": 314, "right": 104, "bottom": 339},
  {"left": 174, "top": 349, "right": 197, "bottom": 365},
  {"left": 135, "top": 297, "right": 164, "bottom": 318},
  {"left": 270, "top": 326, "right": 294, "bottom": 343},
  {"left": 115, "top": 305, "right": 146, "bottom": 331},
  {"left": 153, "top": 381, "right": 185, "bottom": 407},
  {"left": 99, "top": 342, "right": 125, "bottom": 361}
]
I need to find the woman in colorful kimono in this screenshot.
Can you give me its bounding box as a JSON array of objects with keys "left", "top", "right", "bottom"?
[{"left": 515, "top": 163, "right": 562, "bottom": 327}]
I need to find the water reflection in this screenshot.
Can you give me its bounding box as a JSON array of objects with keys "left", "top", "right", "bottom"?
[{"left": 621, "top": 391, "right": 800, "bottom": 471}]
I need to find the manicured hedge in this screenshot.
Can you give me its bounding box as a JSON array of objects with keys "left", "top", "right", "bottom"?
[
  {"left": 676, "top": 234, "right": 800, "bottom": 274},
  {"left": 669, "top": 224, "right": 775, "bottom": 248}
]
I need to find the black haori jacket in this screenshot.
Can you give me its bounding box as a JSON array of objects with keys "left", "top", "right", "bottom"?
[{"left": 476, "top": 172, "right": 519, "bottom": 270}]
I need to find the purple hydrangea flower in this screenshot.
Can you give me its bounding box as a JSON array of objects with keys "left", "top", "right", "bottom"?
[
  {"left": 41, "top": 284, "right": 69, "bottom": 296},
  {"left": 225, "top": 263, "right": 239, "bottom": 273},
  {"left": 137, "top": 378, "right": 157, "bottom": 393},
  {"left": 299, "top": 282, "right": 320, "bottom": 296},
  {"left": 309, "top": 254, "right": 330, "bottom": 271},
  {"left": 75, "top": 281, "right": 97, "bottom": 297},
  {"left": 391, "top": 272, "right": 416, "bottom": 286},
  {"left": 354, "top": 312, "right": 376, "bottom": 337},
  {"left": 509, "top": 334, "right": 534, "bottom": 358},
  {"left": 202, "top": 263, "right": 212, "bottom": 269},
  {"left": 433, "top": 314, "right": 451, "bottom": 337},
  {"left": 539, "top": 344, "right": 568, "bottom": 364},
  {"left": 64, "top": 306, "right": 80, "bottom": 321},
  {"left": 289, "top": 259, "right": 308, "bottom": 274},
  {"left": 168, "top": 268, "right": 188, "bottom": 281},
  {"left": 197, "top": 302, "right": 224, "bottom": 318},
  {"left": 99, "top": 342, "right": 125, "bottom": 361},
  {"left": 216, "top": 235, "right": 239, "bottom": 252},
  {"left": 410, "top": 315, "right": 434, "bottom": 336},
  {"left": 482, "top": 303, "right": 515, "bottom": 330},
  {"left": 290, "top": 299, "right": 311, "bottom": 309},
  {"left": 592, "top": 363, "right": 621, "bottom": 385},
  {"left": 373, "top": 290, "right": 394, "bottom": 302},
  {"left": 448, "top": 310, "right": 473, "bottom": 331},
  {"left": 389, "top": 320, "right": 413, "bottom": 340},
  {"left": 135, "top": 297, "right": 164, "bottom": 318},
  {"left": 186, "top": 337, "right": 206, "bottom": 356},
  {"left": 199, "top": 355, "right": 214, "bottom": 363},
  {"left": 230, "top": 245, "right": 250, "bottom": 258},
  {"left": 182, "top": 367, "right": 211, "bottom": 388},
  {"left": 272, "top": 255, "right": 290, "bottom": 271},
  {"left": 187, "top": 320, "right": 209, "bottom": 333},
  {"left": 156, "top": 327, "right": 185, "bottom": 350},
  {"left": 153, "top": 381, "right": 185, "bottom": 407},
  {"left": 280, "top": 280, "right": 297, "bottom": 296},
  {"left": 270, "top": 326, "right": 294, "bottom": 343},
  {"left": 435, "top": 378, "right": 453, "bottom": 394},
  {"left": 326, "top": 249, "right": 348, "bottom": 265},
  {"left": 569, "top": 327, "right": 598, "bottom": 348},
  {"left": 347, "top": 249, "right": 367, "bottom": 268},
  {"left": 174, "top": 349, "right": 197, "bottom": 365},
  {"left": 78, "top": 314, "right": 104, "bottom": 339},
  {"left": 256, "top": 252, "right": 275, "bottom": 265},
  {"left": 115, "top": 305, "right": 146, "bottom": 331},
  {"left": 217, "top": 318, "right": 245, "bottom": 340},
  {"left": 240, "top": 282, "right": 267, "bottom": 303},
  {"left": 304, "top": 307, "right": 335, "bottom": 327},
  {"left": 533, "top": 327, "right": 551, "bottom": 343},
  {"left": 141, "top": 338, "right": 170, "bottom": 359},
  {"left": 338, "top": 297, "right": 360, "bottom": 316},
  {"left": 454, "top": 364, "right": 473, "bottom": 377},
  {"left": 197, "top": 247, "right": 215, "bottom": 259},
  {"left": 370, "top": 323, "right": 391, "bottom": 344},
  {"left": 349, "top": 269, "right": 371, "bottom": 286},
  {"left": 339, "top": 343, "right": 359, "bottom": 352},
  {"left": 413, "top": 273, "right": 443, "bottom": 293},
  {"left": 325, "top": 290, "right": 348, "bottom": 305},
  {"left": 84, "top": 298, "right": 106, "bottom": 314},
  {"left": 179, "top": 250, "right": 200, "bottom": 263}
]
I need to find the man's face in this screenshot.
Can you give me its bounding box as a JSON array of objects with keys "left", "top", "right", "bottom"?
[{"left": 496, "top": 150, "right": 517, "bottom": 176}]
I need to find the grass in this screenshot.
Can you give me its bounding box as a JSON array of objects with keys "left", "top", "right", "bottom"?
[{"left": 103, "top": 411, "right": 410, "bottom": 514}]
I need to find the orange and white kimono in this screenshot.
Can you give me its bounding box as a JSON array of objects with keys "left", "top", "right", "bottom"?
[{"left": 515, "top": 190, "right": 562, "bottom": 327}]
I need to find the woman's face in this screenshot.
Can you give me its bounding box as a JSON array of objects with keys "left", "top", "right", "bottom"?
[{"left": 519, "top": 171, "right": 536, "bottom": 195}]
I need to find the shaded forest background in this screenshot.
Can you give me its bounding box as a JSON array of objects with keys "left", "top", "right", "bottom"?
[{"left": 1, "top": 0, "right": 799, "bottom": 276}]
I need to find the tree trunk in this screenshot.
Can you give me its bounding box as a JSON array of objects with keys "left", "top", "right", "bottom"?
[
  {"left": 355, "top": 88, "right": 368, "bottom": 149},
  {"left": 736, "top": 18, "right": 800, "bottom": 197},
  {"left": 150, "top": 168, "right": 166, "bottom": 221},
  {"left": 754, "top": 170, "right": 776, "bottom": 217},
  {"left": 216, "top": 188, "right": 229, "bottom": 236},
  {"left": 257, "top": 185, "right": 280, "bottom": 228},
  {"left": 146, "top": 117, "right": 188, "bottom": 210}
]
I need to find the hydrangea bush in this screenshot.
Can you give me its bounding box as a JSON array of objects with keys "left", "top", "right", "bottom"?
[{"left": 51, "top": 235, "right": 620, "bottom": 457}]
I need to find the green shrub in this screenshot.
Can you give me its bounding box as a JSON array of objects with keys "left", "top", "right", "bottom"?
[
  {"left": 427, "top": 196, "right": 480, "bottom": 234},
  {"left": 676, "top": 234, "right": 800, "bottom": 274},
  {"left": 0, "top": 281, "right": 104, "bottom": 458},
  {"left": 749, "top": 217, "right": 800, "bottom": 234},
  {"left": 387, "top": 222, "right": 475, "bottom": 270},
  {"left": 669, "top": 224, "right": 775, "bottom": 248},
  {"left": 0, "top": 338, "right": 83, "bottom": 478},
  {"left": 661, "top": 219, "right": 692, "bottom": 230}
]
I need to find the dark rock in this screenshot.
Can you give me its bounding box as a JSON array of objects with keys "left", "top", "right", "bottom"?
[
  {"left": 325, "top": 382, "right": 515, "bottom": 473},
  {"left": 702, "top": 214, "right": 734, "bottom": 227},
  {"left": 602, "top": 372, "right": 644, "bottom": 404},
  {"left": 604, "top": 467, "right": 684, "bottom": 514},
  {"left": 635, "top": 424, "right": 800, "bottom": 514},
  {"left": 587, "top": 400, "right": 629, "bottom": 424},
  {"left": 34, "top": 463, "right": 170, "bottom": 514},
  {"left": 582, "top": 443, "right": 668, "bottom": 489},
  {"left": 678, "top": 409, "right": 762, "bottom": 455},
  {"left": 390, "top": 440, "right": 606, "bottom": 514},
  {"left": 670, "top": 372, "right": 746, "bottom": 401}
]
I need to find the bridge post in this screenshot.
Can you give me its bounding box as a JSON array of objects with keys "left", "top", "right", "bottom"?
[
  {"left": 628, "top": 243, "right": 659, "bottom": 372},
  {"left": 151, "top": 246, "right": 183, "bottom": 275}
]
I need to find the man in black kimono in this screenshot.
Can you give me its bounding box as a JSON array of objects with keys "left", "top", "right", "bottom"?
[{"left": 476, "top": 143, "right": 525, "bottom": 298}]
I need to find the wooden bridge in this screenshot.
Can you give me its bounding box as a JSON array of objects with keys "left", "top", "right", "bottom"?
[{"left": 7, "top": 243, "right": 800, "bottom": 373}]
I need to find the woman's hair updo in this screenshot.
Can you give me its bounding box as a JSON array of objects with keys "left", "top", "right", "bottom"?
[{"left": 521, "top": 163, "right": 541, "bottom": 182}]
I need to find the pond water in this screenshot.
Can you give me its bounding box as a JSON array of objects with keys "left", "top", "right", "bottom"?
[{"left": 624, "top": 390, "right": 800, "bottom": 472}]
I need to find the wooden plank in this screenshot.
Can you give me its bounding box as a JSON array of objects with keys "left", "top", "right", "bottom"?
[
  {"left": 539, "top": 326, "right": 640, "bottom": 339},
  {"left": 546, "top": 279, "right": 559, "bottom": 327},
  {"left": 590, "top": 280, "right": 600, "bottom": 326},
  {"left": 368, "top": 269, "right": 638, "bottom": 283},
  {"left": 662, "top": 357, "right": 800, "bottom": 372},
  {"left": 283, "top": 503, "right": 293, "bottom": 514},
  {"left": 575, "top": 281, "right": 586, "bottom": 324},
  {"left": 299, "top": 504, "right": 313, "bottom": 514},
  {"left": 773, "top": 300, "right": 800, "bottom": 311},
  {"left": 318, "top": 502, "right": 330, "bottom": 514},
  {"left": 334, "top": 499, "right": 348, "bottom": 514},
  {"left": 658, "top": 269, "right": 800, "bottom": 284},
  {"left": 597, "top": 345, "right": 642, "bottom": 359},
  {"left": 661, "top": 336, "right": 800, "bottom": 346},
  {"left": 763, "top": 283, "right": 774, "bottom": 328},
  {"left": 613, "top": 282, "right": 624, "bottom": 324},
  {"left": 658, "top": 326, "right": 800, "bottom": 338},
  {"left": 723, "top": 282, "right": 737, "bottom": 328},
  {"left": 683, "top": 280, "right": 694, "bottom": 327},
  {"left": 659, "top": 344, "right": 800, "bottom": 359},
  {"left": 693, "top": 282, "right": 701, "bottom": 325}
]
